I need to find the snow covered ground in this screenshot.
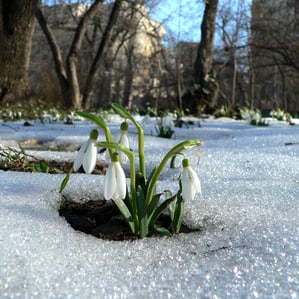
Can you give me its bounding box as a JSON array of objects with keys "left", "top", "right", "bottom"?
[{"left": 0, "top": 116, "right": 298, "bottom": 298}]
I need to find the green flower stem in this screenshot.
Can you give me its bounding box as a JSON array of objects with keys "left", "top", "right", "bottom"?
[
  {"left": 76, "top": 111, "right": 114, "bottom": 156},
  {"left": 111, "top": 103, "right": 146, "bottom": 178},
  {"left": 97, "top": 141, "right": 138, "bottom": 231},
  {"left": 145, "top": 139, "right": 202, "bottom": 206}
]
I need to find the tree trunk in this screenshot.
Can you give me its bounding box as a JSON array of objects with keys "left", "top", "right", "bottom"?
[
  {"left": 66, "top": 0, "right": 105, "bottom": 109},
  {"left": 193, "top": 0, "right": 219, "bottom": 114},
  {"left": 0, "top": 0, "right": 38, "bottom": 103},
  {"left": 33, "top": 0, "right": 104, "bottom": 109},
  {"left": 34, "top": 3, "right": 70, "bottom": 106},
  {"left": 82, "top": 0, "right": 122, "bottom": 109},
  {"left": 122, "top": 46, "right": 134, "bottom": 109},
  {"left": 248, "top": 47, "right": 255, "bottom": 109}
]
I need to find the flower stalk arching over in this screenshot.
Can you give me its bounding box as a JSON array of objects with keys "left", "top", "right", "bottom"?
[
  {"left": 115, "top": 121, "right": 130, "bottom": 163},
  {"left": 73, "top": 129, "right": 98, "bottom": 174},
  {"left": 60, "top": 104, "right": 203, "bottom": 238},
  {"left": 111, "top": 103, "right": 146, "bottom": 177},
  {"left": 145, "top": 139, "right": 201, "bottom": 206}
]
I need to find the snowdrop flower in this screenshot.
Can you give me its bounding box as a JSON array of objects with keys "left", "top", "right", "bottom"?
[
  {"left": 73, "top": 129, "right": 98, "bottom": 174},
  {"left": 162, "top": 115, "right": 174, "bottom": 130},
  {"left": 115, "top": 121, "right": 129, "bottom": 163},
  {"left": 241, "top": 109, "right": 250, "bottom": 121},
  {"left": 181, "top": 158, "right": 201, "bottom": 201},
  {"left": 252, "top": 112, "right": 261, "bottom": 122},
  {"left": 104, "top": 153, "right": 126, "bottom": 200}
]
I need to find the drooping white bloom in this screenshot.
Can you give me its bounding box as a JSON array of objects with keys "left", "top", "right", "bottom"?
[
  {"left": 73, "top": 129, "right": 98, "bottom": 174},
  {"left": 115, "top": 121, "right": 129, "bottom": 163},
  {"left": 181, "top": 158, "right": 201, "bottom": 201},
  {"left": 104, "top": 153, "right": 126, "bottom": 200},
  {"left": 162, "top": 115, "right": 174, "bottom": 130},
  {"left": 241, "top": 109, "right": 251, "bottom": 121},
  {"left": 252, "top": 112, "right": 261, "bottom": 122}
]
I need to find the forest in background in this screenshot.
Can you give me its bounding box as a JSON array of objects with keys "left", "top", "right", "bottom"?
[{"left": 1, "top": 0, "right": 299, "bottom": 117}]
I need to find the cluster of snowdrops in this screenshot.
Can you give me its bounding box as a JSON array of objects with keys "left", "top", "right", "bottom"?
[{"left": 60, "top": 103, "right": 202, "bottom": 238}]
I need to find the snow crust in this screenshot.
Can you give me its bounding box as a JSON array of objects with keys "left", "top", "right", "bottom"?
[{"left": 0, "top": 117, "right": 298, "bottom": 298}]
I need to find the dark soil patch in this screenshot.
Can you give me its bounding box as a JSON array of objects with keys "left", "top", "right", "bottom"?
[
  {"left": 1, "top": 142, "right": 199, "bottom": 241},
  {"left": 59, "top": 198, "right": 201, "bottom": 241},
  {"left": 0, "top": 140, "right": 107, "bottom": 174},
  {"left": 0, "top": 157, "right": 107, "bottom": 174}
]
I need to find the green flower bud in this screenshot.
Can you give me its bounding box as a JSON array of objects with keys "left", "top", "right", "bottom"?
[
  {"left": 182, "top": 158, "right": 190, "bottom": 168},
  {"left": 111, "top": 152, "right": 120, "bottom": 163},
  {"left": 120, "top": 121, "right": 128, "bottom": 131},
  {"left": 89, "top": 129, "right": 99, "bottom": 140}
]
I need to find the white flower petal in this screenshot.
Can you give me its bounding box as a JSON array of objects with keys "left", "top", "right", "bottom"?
[
  {"left": 189, "top": 167, "right": 202, "bottom": 194},
  {"left": 82, "top": 141, "right": 97, "bottom": 174},
  {"left": 119, "top": 133, "right": 129, "bottom": 148},
  {"left": 104, "top": 161, "right": 127, "bottom": 200},
  {"left": 115, "top": 162, "right": 126, "bottom": 199},
  {"left": 182, "top": 182, "right": 193, "bottom": 201},
  {"left": 104, "top": 164, "right": 116, "bottom": 200},
  {"left": 181, "top": 166, "right": 201, "bottom": 201},
  {"left": 181, "top": 168, "right": 191, "bottom": 201},
  {"left": 116, "top": 132, "right": 129, "bottom": 163},
  {"left": 162, "top": 116, "right": 174, "bottom": 129},
  {"left": 73, "top": 141, "right": 88, "bottom": 171},
  {"left": 115, "top": 133, "right": 122, "bottom": 143},
  {"left": 119, "top": 152, "right": 128, "bottom": 164}
]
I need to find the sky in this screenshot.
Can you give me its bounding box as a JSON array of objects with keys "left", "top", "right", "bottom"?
[
  {"left": 150, "top": 0, "right": 204, "bottom": 43},
  {"left": 42, "top": 0, "right": 203, "bottom": 42},
  {"left": 150, "top": 0, "right": 252, "bottom": 45},
  {"left": 42, "top": 0, "right": 252, "bottom": 45}
]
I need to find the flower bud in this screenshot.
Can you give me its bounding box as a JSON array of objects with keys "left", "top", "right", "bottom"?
[{"left": 89, "top": 129, "right": 99, "bottom": 140}]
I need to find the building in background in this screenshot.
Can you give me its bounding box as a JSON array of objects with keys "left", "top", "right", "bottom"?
[
  {"left": 250, "top": 0, "right": 299, "bottom": 114},
  {"left": 30, "top": 2, "right": 167, "bottom": 111}
]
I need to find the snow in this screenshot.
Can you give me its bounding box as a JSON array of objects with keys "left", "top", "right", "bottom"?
[{"left": 0, "top": 116, "right": 298, "bottom": 298}]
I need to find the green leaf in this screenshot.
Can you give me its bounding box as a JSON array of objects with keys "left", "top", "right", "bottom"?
[
  {"left": 76, "top": 111, "right": 114, "bottom": 146},
  {"left": 59, "top": 167, "right": 73, "bottom": 193},
  {"left": 171, "top": 195, "right": 184, "bottom": 234},
  {"left": 148, "top": 193, "right": 176, "bottom": 230},
  {"left": 112, "top": 198, "right": 135, "bottom": 233},
  {"left": 59, "top": 196, "right": 66, "bottom": 209},
  {"left": 111, "top": 103, "right": 138, "bottom": 126},
  {"left": 76, "top": 111, "right": 106, "bottom": 129},
  {"left": 145, "top": 167, "right": 156, "bottom": 194},
  {"left": 135, "top": 172, "right": 146, "bottom": 193},
  {"left": 136, "top": 186, "right": 148, "bottom": 238},
  {"left": 149, "top": 227, "right": 172, "bottom": 237},
  {"left": 111, "top": 104, "right": 144, "bottom": 145},
  {"left": 39, "top": 161, "right": 49, "bottom": 173},
  {"left": 170, "top": 154, "right": 177, "bottom": 169},
  {"left": 147, "top": 192, "right": 162, "bottom": 216},
  {"left": 123, "top": 186, "right": 133, "bottom": 212}
]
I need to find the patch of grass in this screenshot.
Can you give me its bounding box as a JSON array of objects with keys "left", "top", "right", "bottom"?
[
  {"left": 250, "top": 119, "right": 269, "bottom": 126},
  {"left": 0, "top": 146, "right": 64, "bottom": 173},
  {"left": 0, "top": 146, "right": 108, "bottom": 174}
]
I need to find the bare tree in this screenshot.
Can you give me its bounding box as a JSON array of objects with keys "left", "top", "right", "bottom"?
[
  {"left": 215, "top": 0, "right": 250, "bottom": 110},
  {"left": 0, "top": 0, "right": 39, "bottom": 103},
  {"left": 82, "top": 0, "right": 123, "bottom": 108},
  {"left": 34, "top": 0, "right": 122, "bottom": 109}
]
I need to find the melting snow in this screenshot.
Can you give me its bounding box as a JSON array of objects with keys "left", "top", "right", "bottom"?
[{"left": 0, "top": 117, "right": 298, "bottom": 298}]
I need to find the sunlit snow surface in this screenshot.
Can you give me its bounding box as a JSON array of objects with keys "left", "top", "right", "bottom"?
[{"left": 0, "top": 117, "right": 298, "bottom": 298}]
